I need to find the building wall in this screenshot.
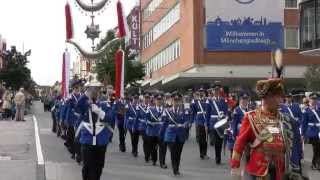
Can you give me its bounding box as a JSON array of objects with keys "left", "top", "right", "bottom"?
[{"left": 140, "top": 0, "right": 320, "bottom": 82}]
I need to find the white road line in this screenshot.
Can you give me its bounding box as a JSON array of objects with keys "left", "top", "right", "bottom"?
[{"left": 33, "top": 115, "right": 45, "bottom": 165}]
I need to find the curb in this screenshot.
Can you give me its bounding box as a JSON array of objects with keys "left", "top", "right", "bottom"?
[{"left": 33, "top": 115, "right": 46, "bottom": 180}]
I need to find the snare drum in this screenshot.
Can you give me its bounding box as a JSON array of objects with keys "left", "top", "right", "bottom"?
[{"left": 214, "top": 118, "right": 229, "bottom": 138}]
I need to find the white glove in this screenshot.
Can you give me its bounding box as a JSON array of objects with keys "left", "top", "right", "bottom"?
[{"left": 91, "top": 104, "right": 106, "bottom": 119}]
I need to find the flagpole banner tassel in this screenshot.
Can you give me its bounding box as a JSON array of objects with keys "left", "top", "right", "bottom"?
[
  {"left": 65, "top": 2, "right": 74, "bottom": 40},
  {"left": 62, "top": 51, "right": 71, "bottom": 99},
  {"left": 115, "top": 48, "right": 125, "bottom": 98}
]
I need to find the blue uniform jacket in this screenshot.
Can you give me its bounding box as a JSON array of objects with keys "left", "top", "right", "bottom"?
[
  {"left": 137, "top": 104, "right": 149, "bottom": 133},
  {"left": 191, "top": 99, "right": 208, "bottom": 126},
  {"left": 162, "top": 107, "right": 191, "bottom": 143},
  {"left": 206, "top": 97, "right": 229, "bottom": 129},
  {"left": 302, "top": 106, "right": 320, "bottom": 139},
  {"left": 125, "top": 103, "right": 140, "bottom": 132},
  {"left": 231, "top": 106, "right": 247, "bottom": 137},
  {"left": 146, "top": 106, "right": 163, "bottom": 137},
  {"left": 64, "top": 93, "right": 81, "bottom": 127},
  {"left": 280, "top": 103, "right": 302, "bottom": 126},
  {"left": 75, "top": 94, "right": 114, "bottom": 146},
  {"left": 112, "top": 100, "right": 126, "bottom": 127}
]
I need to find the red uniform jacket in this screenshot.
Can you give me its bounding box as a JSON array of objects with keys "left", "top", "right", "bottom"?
[{"left": 230, "top": 109, "right": 285, "bottom": 180}]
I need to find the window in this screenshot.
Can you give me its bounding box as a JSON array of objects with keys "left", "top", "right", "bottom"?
[
  {"left": 143, "top": 3, "right": 180, "bottom": 49},
  {"left": 300, "top": 1, "right": 316, "bottom": 49},
  {"left": 143, "top": 39, "right": 181, "bottom": 74},
  {"left": 285, "top": 0, "right": 297, "bottom": 8},
  {"left": 285, "top": 28, "right": 299, "bottom": 49},
  {"left": 143, "top": 0, "right": 163, "bottom": 20}
]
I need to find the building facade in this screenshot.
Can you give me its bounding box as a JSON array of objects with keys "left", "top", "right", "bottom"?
[
  {"left": 72, "top": 55, "right": 94, "bottom": 79},
  {"left": 140, "top": 0, "right": 319, "bottom": 91},
  {"left": 299, "top": 0, "right": 320, "bottom": 56}
]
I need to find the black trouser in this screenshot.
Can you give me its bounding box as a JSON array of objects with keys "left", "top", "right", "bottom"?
[
  {"left": 3, "top": 109, "right": 11, "bottom": 119},
  {"left": 168, "top": 141, "right": 184, "bottom": 174},
  {"left": 208, "top": 129, "right": 215, "bottom": 146},
  {"left": 66, "top": 126, "right": 75, "bottom": 155},
  {"left": 51, "top": 111, "right": 57, "bottom": 133},
  {"left": 117, "top": 124, "right": 126, "bottom": 152},
  {"left": 148, "top": 136, "right": 159, "bottom": 164},
  {"left": 141, "top": 131, "right": 149, "bottom": 162},
  {"left": 213, "top": 130, "right": 223, "bottom": 163},
  {"left": 196, "top": 125, "right": 207, "bottom": 157},
  {"left": 81, "top": 145, "right": 107, "bottom": 180},
  {"left": 129, "top": 130, "right": 139, "bottom": 155},
  {"left": 158, "top": 138, "right": 167, "bottom": 166},
  {"left": 75, "top": 139, "right": 82, "bottom": 163},
  {"left": 310, "top": 137, "right": 320, "bottom": 168}
]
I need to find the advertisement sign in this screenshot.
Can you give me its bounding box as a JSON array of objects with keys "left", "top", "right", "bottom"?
[
  {"left": 206, "top": 0, "right": 284, "bottom": 51},
  {"left": 127, "top": 6, "right": 140, "bottom": 51}
]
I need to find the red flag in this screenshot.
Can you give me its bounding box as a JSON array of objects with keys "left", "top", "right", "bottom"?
[
  {"left": 61, "top": 54, "right": 66, "bottom": 97},
  {"left": 65, "top": 2, "right": 73, "bottom": 40},
  {"left": 116, "top": 0, "right": 128, "bottom": 38},
  {"left": 115, "top": 48, "right": 125, "bottom": 98}
]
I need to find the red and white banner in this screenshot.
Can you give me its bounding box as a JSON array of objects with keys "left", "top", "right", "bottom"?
[
  {"left": 61, "top": 51, "right": 71, "bottom": 99},
  {"left": 115, "top": 49, "right": 125, "bottom": 98}
]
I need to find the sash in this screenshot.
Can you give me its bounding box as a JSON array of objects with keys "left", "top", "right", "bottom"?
[
  {"left": 197, "top": 100, "right": 206, "bottom": 120},
  {"left": 286, "top": 105, "right": 295, "bottom": 119},
  {"left": 165, "top": 109, "right": 179, "bottom": 126},
  {"left": 212, "top": 99, "right": 221, "bottom": 119},
  {"left": 148, "top": 107, "right": 161, "bottom": 122}
]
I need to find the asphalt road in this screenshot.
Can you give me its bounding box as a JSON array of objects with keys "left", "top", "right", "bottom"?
[{"left": 29, "top": 101, "right": 320, "bottom": 180}]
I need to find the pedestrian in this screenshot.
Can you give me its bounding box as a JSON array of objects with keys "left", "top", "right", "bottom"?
[
  {"left": 75, "top": 74, "right": 114, "bottom": 180},
  {"left": 14, "top": 88, "right": 26, "bottom": 121},
  {"left": 230, "top": 78, "right": 304, "bottom": 180},
  {"left": 302, "top": 92, "right": 320, "bottom": 170},
  {"left": 162, "top": 92, "right": 191, "bottom": 176},
  {"left": 112, "top": 95, "right": 127, "bottom": 152},
  {"left": 2, "top": 90, "right": 12, "bottom": 120},
  {"left": 138, "top": 93, "right": 151, "bottom": 163},
  {"left": 280, "top": 93, "right": 302, "bottom": 126}
]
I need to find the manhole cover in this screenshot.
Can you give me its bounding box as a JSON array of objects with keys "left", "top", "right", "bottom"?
[{"left": 0, "top": 156, "right": 12, "bottom": 160}]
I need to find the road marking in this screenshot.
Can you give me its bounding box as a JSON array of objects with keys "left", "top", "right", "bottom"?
[{"left": 33, "top": 115, "right": 45, "bottom": 165}]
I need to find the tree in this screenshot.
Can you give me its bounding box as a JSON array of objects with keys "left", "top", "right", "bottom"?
[
  {"left": 0, "top": 46, "right": 36, "bottom": 92},
  {"left": 304, "top": 65, "right": 320, "bottom": 91},
  {"left": 94, "top": 30, "right": 145, "bottom": 87}
]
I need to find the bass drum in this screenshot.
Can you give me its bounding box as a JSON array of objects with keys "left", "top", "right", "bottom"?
[{"left": 214, "top": 117, "right": 229, "bottom": 138}]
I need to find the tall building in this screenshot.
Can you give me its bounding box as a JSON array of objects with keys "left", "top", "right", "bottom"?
[
  {"left": 140, "top": 0, "right": 319, "bottom": 90},
  {"left": 299, "top": 0, "right": 320, "bottom": 56}
]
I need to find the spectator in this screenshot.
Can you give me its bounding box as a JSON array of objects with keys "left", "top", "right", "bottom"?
[
  {"left": 14, "top": 88, "right": 26, "bottom": 121},
  {"left": 2, "top": 90, "right": 12, "bottom": 120}
]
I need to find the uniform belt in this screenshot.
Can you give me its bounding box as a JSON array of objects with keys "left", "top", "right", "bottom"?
[
  {"left": 168, "top": 124, "right": 185, "bottom": 128},
  {"left": 128, "top": 117, "right": 135, "bottom": 120},
  {"left": 147, "top": 121, "right": 163, "bottom": 125},
  {"left": 197, "top": 112, "right": 206, "bottom": 114},
  {"left": 308, "top": 123, "right": 320, "bottom": 127},
  {"left": 210, "top": 115, "right": 219, "bottom": 118},
  {"left": 138, "top": 119, "right": 146, "bottom": 123}
]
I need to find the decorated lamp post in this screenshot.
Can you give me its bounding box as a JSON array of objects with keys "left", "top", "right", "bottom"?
[{"left": 64, "top": 0, "right": 128, "bottom": 98}]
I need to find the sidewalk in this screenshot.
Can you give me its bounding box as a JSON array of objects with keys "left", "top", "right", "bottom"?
[{"left": 0, "top": 117, "right": 36, "bottom": 180}]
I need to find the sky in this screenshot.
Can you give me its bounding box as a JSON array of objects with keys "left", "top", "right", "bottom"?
[{"left": 0, "top": 0, "right": 137, "bottom": 86}]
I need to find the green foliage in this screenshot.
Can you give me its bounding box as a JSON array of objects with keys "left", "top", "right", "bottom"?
[
  {"left": 94, "top": 30, "right": 145, "bottom": 87},
  {"left": 0, "top": 47, "right": 36, "bottom": 93},
  {"left": 304, "top": 65, "right": 320, "bottom": 91}
]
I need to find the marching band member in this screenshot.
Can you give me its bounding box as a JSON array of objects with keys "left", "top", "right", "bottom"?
[
  {"left": 161, "top": 92, "right": 191, "bottom": 176},
  {"left": 280, "top": 93, "right": 302, "bottom": 126},
  {"left": 228, "top": 93, "right": 250, "bottom": 157},
  {"left": 230, "top": 78, "right": 304, "bottom": 180},
  {"left": 112, "top": 95, "right": 127, "bottom": 152},
  {"left": 206, "top": 85, "right": 229, "bottom": 165},
  {"left": 146, "top": 94, "right": 164, "bottom": 166},
  {"left": 191, "top": 88, "right": 209, "bottom": 160},
  {"left": 138, "top": 93, "right": 151, "bottom": 163},
  {"left": 75, "top": 74, "right": 114, "bottom": 180},
  {"left": 64, "top": 79, "right": 82, "bottom": 160},
  {"left": 125, "top": 94, "right": 140, "bottom": 157},
  {"left": 302, "top": 92, "right": 320, "bottom": 170}
]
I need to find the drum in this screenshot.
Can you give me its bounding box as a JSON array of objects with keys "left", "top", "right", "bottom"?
[{"left": 214, "top": 117, "right": 229, "bottom": 138}]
